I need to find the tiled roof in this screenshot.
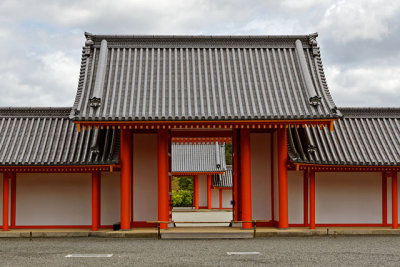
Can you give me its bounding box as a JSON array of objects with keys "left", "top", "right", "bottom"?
[
  {"left": 71, "top": 33, "right": 341, "bottom": 122},
  {"left": 212, "top": 165, "right": 232, "bottom": 188},
  {"left": 288, "top": 108, "right": 400, "bottom": 166},
  {"left": 172, "top": 142, "right": 226, "bottom": 173},
  {"left": 0, "top": 108, "right": 119, "bottom": 166}
]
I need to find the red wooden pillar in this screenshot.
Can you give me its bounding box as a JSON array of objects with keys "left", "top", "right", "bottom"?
[
  {"left": 207, "top": 175, "right": 212, "bottom": 209},
  {"left": 3, "top": 173, "right": 9, "bottom": 231},
  {"left": 233, "top": 129, "right": 239, "bottom": 221},
  {"left": 310, "top": 171, "right": 316, "bottom": 229},
  {"left": 240, "top": 128, "right": 252, "bottom": 229},
  {"left": 277, "top": 128, "right": 288, "bottom": 229},
  {"left": 303, "top": 171, "right": 308, "bottom": 227},
  {"left": 158, "top": 129, "right": 169, "bottom": 229},
  {"left": 193, "top": 175, "right": 199, "bottom": 209},
  {"left": 120, "top": 129, "right": 132, "bottom": 230},
  {"left": 10, "top": 173, "right": 16, "bottom": 229},
  {"left": 219, "top": 189, "right": 223, "bottom": 209},
  {"left": 392, "top": 171, "right": 398, "bottom": 229},
  {"left": 92, "top": 171, "right": 101, "bottom": 231},
  {"left": 382, "top": 172, "right": 387, "bottom": 226}
]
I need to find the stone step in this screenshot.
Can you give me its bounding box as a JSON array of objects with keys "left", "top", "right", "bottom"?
[{"left": 161, "top": 232, "right": 253, "bottom": 239}]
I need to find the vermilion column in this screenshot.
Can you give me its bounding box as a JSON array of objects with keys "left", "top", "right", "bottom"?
[
  {"left": 120, "top": 129, "right": 132, "bottom": 230},
  {"left": 310, "top": 171, "right": 316, "bottom": 229},
  {"left": 219, "top": 189, "right": 223, "bottom": 209},
  {"left": 303, "top": 171, "right": 309, "bottom": 227},
  {"left": 193, "top": 175, "right": 199, "bottom": 209},
  {"left": 277, "top": 128, "right": 288, "bottom": 229},
  {"left": 382, "top": 172, "right": 387, "bottom": 226},
  {"left": 92, "top": 171, "right": 101, "bottom": 231},
  {"left": 392, "top": 171, "right": 398, "bottom": 229},
  {"left": 3, "top": 173, "right": 9, "bottom": 231},
  {"left": 11, "top": 173, "right": 16, "bottom": 229},
  {"left": 240, "top": 128, "right": 252, "bottom": 229},
  {"left": 207, "top": 175, "right": 212, "bottom": 209},
  {"left": 158, "top": 129, "right": 169, "bottom": 229}
]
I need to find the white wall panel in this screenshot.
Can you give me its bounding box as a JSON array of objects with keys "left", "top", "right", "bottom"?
[
  {"left": 222, "top": 189, "right": 233, "bottom": 208},
  {"left": 211, "top": 189, "right": 219, "bottom": 208},
  {"left": 288, "top": 171, "right": 303, "bottom": 224},
  {"left": 198, "top": 175, "right": 207, "bottom": 207},
  {"left": 101, "top": 172, "right": 120, "bottom": 225},
  {"left": 250, "top": 132, "right": 272, "bottom": 220},
  {"left": 273, "top": 131, "right": 279, "bottom": 221},
  {"left": 316, "top": 172, "right": 381, "bottom": 224},
  {"left": 16, "top": 173, "right": 91, "bottom": 225},
  {"left": 133, "top": 134, "right": 158, "bottom": 221}
]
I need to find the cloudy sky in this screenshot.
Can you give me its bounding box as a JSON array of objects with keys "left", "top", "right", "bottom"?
[{"left": 0, "top": 0, "right": 399, "bottom": 107}]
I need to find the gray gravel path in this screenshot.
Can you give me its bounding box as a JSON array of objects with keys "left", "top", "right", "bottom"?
[{"left": 1, "top": 236, "right": 400, "bottom": 266}]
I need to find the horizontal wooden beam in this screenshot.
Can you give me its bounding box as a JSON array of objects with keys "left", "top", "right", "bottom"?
[{"left": 0, "top": 164, "right": 119, "bottom": 173}]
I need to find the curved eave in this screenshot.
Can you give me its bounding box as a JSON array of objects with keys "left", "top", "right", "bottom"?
[
  {"left": 289, "top": 162, "right": 400, "bottom": 172},
  {"left": 0, "top": 164, "right": 120, "bottom": 173}
]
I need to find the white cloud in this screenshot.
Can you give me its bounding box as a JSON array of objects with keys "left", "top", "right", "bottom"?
[
  {"left": 319, "top": 0, "right": 400, "bottom": 42},
  {"left": 326, "top": 65, "right": 400, "bottom": 106}
]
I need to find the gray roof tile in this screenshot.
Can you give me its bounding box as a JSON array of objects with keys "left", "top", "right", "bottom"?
[
  {"left": 0, "top": 108, "right": 119, "bottom": 166},
  {"left": 212, "top": 165, "right": 232, "bottom": 187},
  {"left": 288, "top": 108, "right": 400, "bottom": 166},
  {"left": 71, "top": 33, "right": 340, "bottom": 122}
]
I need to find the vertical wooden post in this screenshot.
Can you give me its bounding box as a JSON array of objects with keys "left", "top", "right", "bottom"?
[
  {"left": 382, "top": 172, "right": 387, "bottom": 226},
  {"left": 193, "top": 175, "right": 199, "bottom": 209},
  {"left": 10, "top": 173, "right": 16, "bottom": 229},
  {"left": 233, "top": 129, "right": 238, "bottom": 221},
  {"left": 92, "top": 171, "right": 100, "bottom": 231},
  {"left": 120, "top": 129, "right": 132, "bottom": 230},
  {"left": 303, "top": 171, "right": 309, "bottom": 227},
  {"left": 219, "top": 189, "right": 223, "bottom": 209},
  {"left": 277, "top": 128, "right": 288, "bottom": 229},
  {"left": 392, "top": 171, "right": 398, "bottom": 229},
  {"left": 207, "top": 175, "right": 212, "bottom": 209},
  {"left": 310, "top": 171, "right": 316, "bottom": 229},
  {"left": 158, "top": 129, "right": 169, "bottom": 229},
  {"left": 3, "top": 173, "right": 9, "bottom": 231},
  {"left": 240, "top": 128, "right": 252, "bottom": 229}
]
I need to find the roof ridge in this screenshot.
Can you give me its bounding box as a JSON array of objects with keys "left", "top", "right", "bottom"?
[
  {"left": 338, "top": 107, "right": 400, "bottom": 118},
  {"left": 0, "top": 107, "right": 72, "bottom": 118}
]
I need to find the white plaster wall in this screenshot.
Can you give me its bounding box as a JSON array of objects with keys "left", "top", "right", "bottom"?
[
  {"left": 315, "top": 172, "right": 381, "bottom": 224},
  {"left": 288, "top": 171, "right": 303, "bottom": 224},
  {"left": 198, "top": 175, "right": 207, "bottom": 207},
  {"left": 222, "top": 189, "right": 233, "bottom": 208},
  {"left": 250, "top": 132, "right": 272, "bottom": 220},
  {"left": 16, "top": 173, "right": 91, "bottom": 226},
  {"left": 101, "top": 171, "right": 120, "bottom": 225},
  {"left": 211, "top": 189, "right": 219, "bottom": 208},
  {"left": 133, "top": 134, "right": 158, "bottom": 221}
]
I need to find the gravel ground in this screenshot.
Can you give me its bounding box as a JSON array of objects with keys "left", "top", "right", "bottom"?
[{"left": 1, "top": 236, "right": 400, "bottom": 266}]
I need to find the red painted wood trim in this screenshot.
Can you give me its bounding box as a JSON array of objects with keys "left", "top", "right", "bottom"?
[
  {"left": 3, "top": 173, "right": 9, "bottom": 231},
  {"left": 120, "top": 129, "right": 132, "bottom": 230},
  {"left": 270, "top": 132, "right": 275, "bottom": 222},
  {"left": 240, "top": 129, "right": 252, "bottom": 229},
  {"left": 207, "top": 175, "right": 212, "bottom": 209},
  {"left": 316, "top": 224, "right": 387, "bottom": 227},
  {"left": 193, "top": 175, "right": 199, "bottom": 209},
  {"left": 392, "top": 171, "right": 398, "bottom": 229},
  {"left": 219, "top": 189, "right": 223, "bottom": 209},
  {"left": 277, "top": 128, "right": 288, "bottom": 229},
  {"left": 303, "top": 171, "right": 308, "bottom": 226},
  {"left": 233, "top": 130, "right": 238, "bottom": 221},
  {"left": 131, "top": 221, "right": 157, "bottom": 227},
  {"left": 10, "top": 173, "right": 16, "bottom": 228},
  {"left": 158, "top": 129, "right": 169, "bottom": 230},
  {"left": 172, "top": 131, "right": 233, "bottom": 138},
  {"left": 382, "top": 172, "right": 387, "bottom": 225},
  {"left": 310, "top": 171, "right": 316, "bottom": 229},
  {"left": 91, "top": 171, "right": 100, "bottom": 231}
]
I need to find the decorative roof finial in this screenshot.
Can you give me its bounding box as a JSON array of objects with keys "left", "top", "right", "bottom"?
[
  {"left": 308, "top": 33, "right": 319, "bottom": 57},
  {"left": 84, "top": 32, "right": 94, "bottom": 56}
]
